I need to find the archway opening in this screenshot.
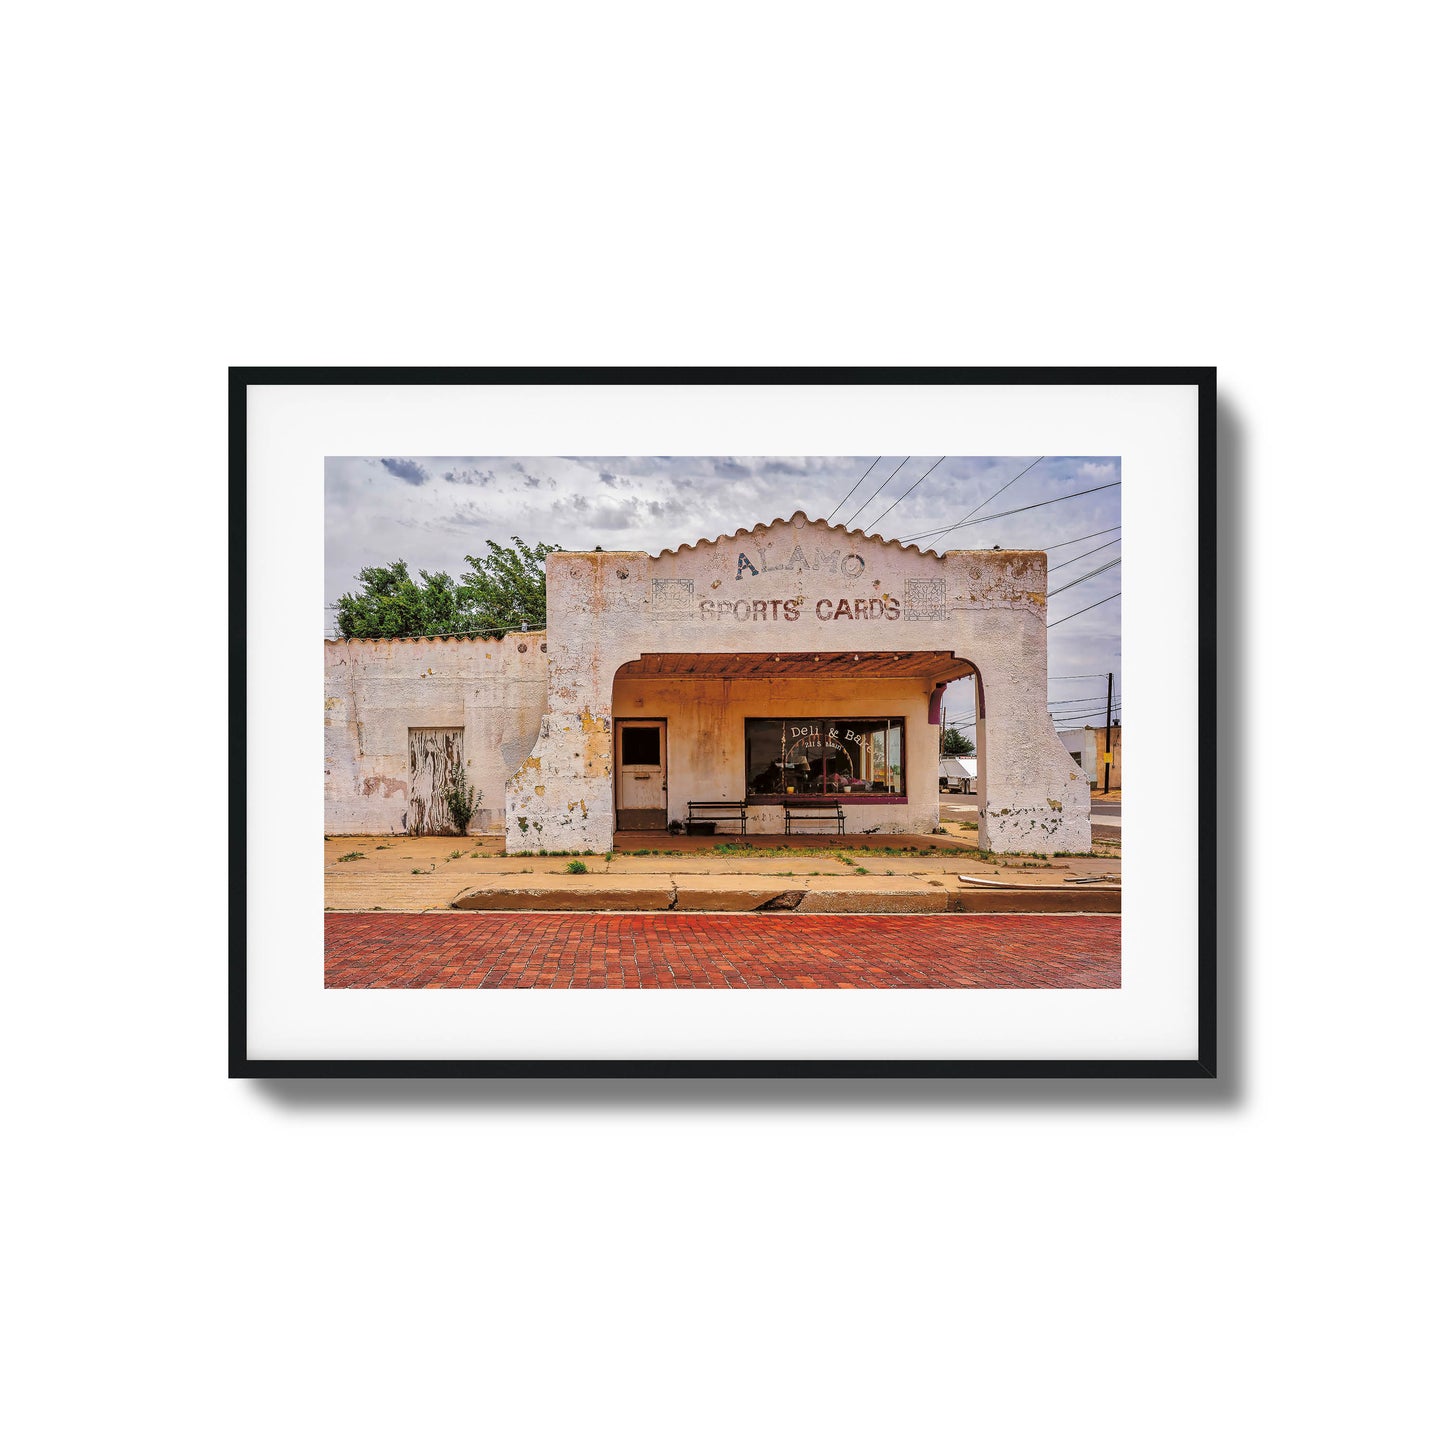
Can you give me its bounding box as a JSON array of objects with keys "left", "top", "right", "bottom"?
[{"left": 610, "top": 650, "right": 977, "bottom": 840}]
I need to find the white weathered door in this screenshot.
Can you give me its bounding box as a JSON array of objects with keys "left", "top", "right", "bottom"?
[
  {"left": 408, "top": 727, "right": 463, "bottom": 834},
  {"left": 616, "top": 721, "right": 666, "bottom": 828}
]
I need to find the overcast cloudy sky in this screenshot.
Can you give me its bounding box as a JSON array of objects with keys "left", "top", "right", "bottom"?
[{"left": 324, "top": 456, "right": 1123, "bottom": 736}]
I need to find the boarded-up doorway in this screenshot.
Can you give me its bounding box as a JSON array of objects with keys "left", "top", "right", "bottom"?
[{"left": 408, "top": 727, "right": 464, "bottom": 834}]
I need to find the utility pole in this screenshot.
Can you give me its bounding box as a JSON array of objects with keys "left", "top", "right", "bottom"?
[{"left": 1103, "top": 671, "right": 1114, "bottom": 794}]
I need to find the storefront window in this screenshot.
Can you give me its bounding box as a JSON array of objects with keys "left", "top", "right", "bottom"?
[{"left": 745, "top": 718, "right": 904, "bottom": 797}]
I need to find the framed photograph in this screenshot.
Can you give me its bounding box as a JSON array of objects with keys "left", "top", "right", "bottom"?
[{"left": 233, "top": 366, "right": 1215, "bottom": 1078}]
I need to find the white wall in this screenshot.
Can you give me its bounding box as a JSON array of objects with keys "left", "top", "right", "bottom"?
[
  {"left": 507, "top": 515, "right": 1089, "bottom": 854},
  {"left": 324, "top": 634, "right": 547, "bottom": 834}
]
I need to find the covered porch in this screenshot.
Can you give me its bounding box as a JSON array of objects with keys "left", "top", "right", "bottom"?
[{"left": 610, "top": 649, "right": 978, "bottom": 837}]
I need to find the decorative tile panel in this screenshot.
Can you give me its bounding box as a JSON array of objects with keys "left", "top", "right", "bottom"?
[
  {"left": 651, "top": 578, "right": 695, "bottom": 615},
  {"left": 903, "top": 577, "right": 946, "bottom": 620}
]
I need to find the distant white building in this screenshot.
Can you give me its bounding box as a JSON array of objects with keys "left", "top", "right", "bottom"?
[{"left": 1056, "top": 725, "right": 1122, "bottom": 790}]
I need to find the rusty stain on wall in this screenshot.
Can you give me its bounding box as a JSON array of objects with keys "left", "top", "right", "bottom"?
[
  {"left": 491, "top": 512, "right": 1088, "bottom": 855},
  {"left": 324, "top": 513, "right": 1089, "bottom": 855},
  {"left": 360, "top": 776, "right": 406, "bottom": 798},
  {"left": 323, "top": 632, "right": 548, "bottom": 836}
]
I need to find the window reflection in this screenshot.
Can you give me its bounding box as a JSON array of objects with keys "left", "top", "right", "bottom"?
[{"left": 745, "top": 718, "right": 904, "bottom": 796}]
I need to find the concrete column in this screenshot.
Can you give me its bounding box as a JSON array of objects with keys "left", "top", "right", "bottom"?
[
  {"left": 504, "top": 700, "right": 618, "bottom": 853},
  {"left": 503, "top": 552, "right": 644, "bottom": 854},
  {"left": 973, "top": 671, "right": 988, "bottom": 820},
  {"left": 972, "top": 633, "right": 1090, "bottom": 856}
]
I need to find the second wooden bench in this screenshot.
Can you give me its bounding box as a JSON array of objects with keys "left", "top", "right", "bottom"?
[{"left": 782, "top": 800, "right": 846, "bottom": 835}]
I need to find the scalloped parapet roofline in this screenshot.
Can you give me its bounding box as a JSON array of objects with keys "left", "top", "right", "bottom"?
[
  {"left": 324, "top": 629, "right": 545, "bottom": 645},
  {"left": 646, "top": 510, "right": 952, "bottom": 562}
]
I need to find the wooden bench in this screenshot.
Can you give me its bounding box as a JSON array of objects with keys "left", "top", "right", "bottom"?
[
  {"left": 687, "top": 800, "right": 748, "bottom": 835},
  {"left": 783, "top": 800, "right": 846, "bottom": 835}
]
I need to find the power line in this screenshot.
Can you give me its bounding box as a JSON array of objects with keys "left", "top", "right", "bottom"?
[
  {"left": 1053, "top": 708, "right": 1121, "bottom": 719},
  {"left": 335, "top": 629, "right": 531, "bottom": 640},
  {"left": 1043, "top": 526, "right": 1122, "bottom": 551},
  {"left": 1049, "top": 537, "right": 1121, "bottom": 572},
  {"left": 1047, "top": 591, "right": 1121, "bottom": 628},
  {"left": 332, "top": 606, "right": 534, "bottom": 638},
  {"left": 1052, "top": 696, "right": 1120, "bottom": 711},
  {"left": 826, "top": 457, "right": 880, "bottom": 523},
  {"left": 860, "top": 457, "right": 946, "bottom": 533},
  {"left": 950, "top": 455, "right": 1044, "bottom": 527},
  {"left": 1047, "top": 557, "right": 1121, "bottom": 597},
  {"left": 916, "top": 456, "right": 1044, "bottom": 542},
  {"left": 842, "top": 456, "right": 911, "bottom": 529},
  {"left": 949, "top": 702, "right": 1126, "bottom": 722},
  {"left": 903, "top": 481, "right": 1122, "bottom": 544},
  {"left": 1050, "top": 673, "right": 1111, "bottom": 681},
  {"left": 327, "top": 599, "right": 530, "bottom": 629},
  {"left": 907, "top": 457, "right": 1044, "bottom": 546},
  {"left": 1051, "top": 696, "right": 1122, "bottom": 711}
]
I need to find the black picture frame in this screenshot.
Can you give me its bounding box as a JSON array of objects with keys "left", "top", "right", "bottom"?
[{"left": 230, "top": 366, "right": 1216, "bottom": 1080}]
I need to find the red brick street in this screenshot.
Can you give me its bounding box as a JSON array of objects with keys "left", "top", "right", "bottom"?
[{"left": 325, "top": 913, "right": 1120, "bottom": 989}]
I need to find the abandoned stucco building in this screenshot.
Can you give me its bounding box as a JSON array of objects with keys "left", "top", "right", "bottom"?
[{"left": 324, "top": 513, "right": 1091, "bottom": 854}]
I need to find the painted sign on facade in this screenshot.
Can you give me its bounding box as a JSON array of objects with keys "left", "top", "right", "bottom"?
[{"left": 735, "top": 545, "right": 867, "bottom": 579}]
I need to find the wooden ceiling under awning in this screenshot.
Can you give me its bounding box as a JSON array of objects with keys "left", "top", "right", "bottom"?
[{"left": 615, "top": 651, "right": 974, "bottom": 682}]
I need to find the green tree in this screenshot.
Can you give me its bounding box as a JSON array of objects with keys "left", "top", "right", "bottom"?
[
  {"left": 458, "top": 537, "right": 558, "bottom": 633},
  {"left": 332, "top": 538, "right": 560, "bottom": 638},
  {"left": 334, "top": 561, "right": 466, "bottom": 638},
  {"left": 941, "top": 727, "right": 976, "bottom": 757}
]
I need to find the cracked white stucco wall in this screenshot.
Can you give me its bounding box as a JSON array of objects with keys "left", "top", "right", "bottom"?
[
  {"left": 503, "top": 512, "right": 1089, "bottom": 854},
  {"left": 324, "top": 634, "right": 548, "bottom": 835}
]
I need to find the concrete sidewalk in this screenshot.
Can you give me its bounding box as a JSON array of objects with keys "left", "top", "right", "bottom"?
[{"left": 324, "top": 829, "right": 1121, "bottom": 915}]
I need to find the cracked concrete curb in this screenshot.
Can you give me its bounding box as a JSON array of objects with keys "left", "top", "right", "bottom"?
[
  {"left": 449, "top": 876, "right": 1121, "bottom": 914},
  {"left": 451, "top": 881, "right": 676, "bottom": 911}
]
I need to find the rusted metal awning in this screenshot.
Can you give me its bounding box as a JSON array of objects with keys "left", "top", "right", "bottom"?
[{"left": 615, "top": 651, "right": 974, "bottom": 681}]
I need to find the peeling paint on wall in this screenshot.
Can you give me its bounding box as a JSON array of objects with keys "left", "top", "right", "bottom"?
[
  {"left": 360, "top": 776, "right": 407, "bottom": 798},
  {"left": 323, "top": 634, "right": 548, "bottom": 836},
  {"left": 496, "top": 513, "right": 1088, "bottom": 855},
  {"left": 321, "top": 516, "right": 1088, "bottom": 853}
]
